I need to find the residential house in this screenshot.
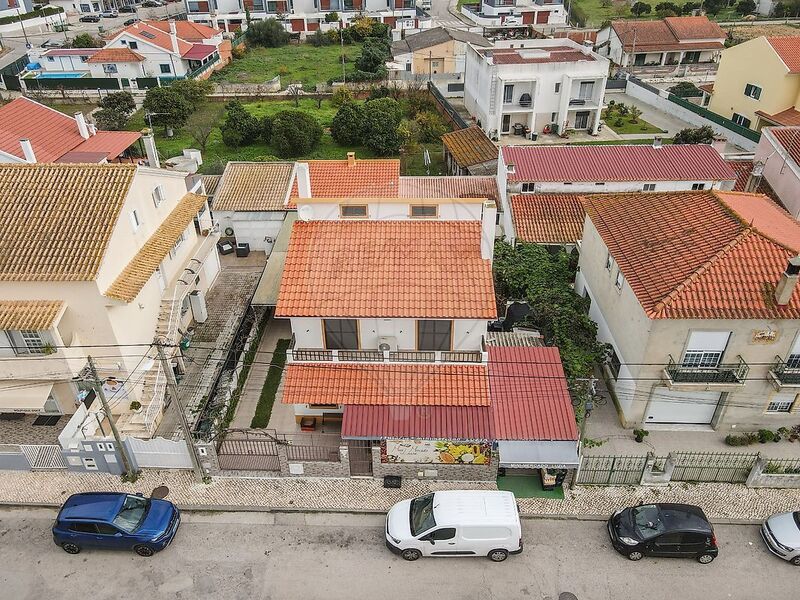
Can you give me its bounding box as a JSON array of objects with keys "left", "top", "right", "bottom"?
[
  {"left": 596, "top": 16, "right": 725, "bottom": 69},
  {"left": 28, "top": 48, "right": 99, "bottom": 76},
  {"left": 575, "top": 190, "right": 800, "bottom": 429},
  {"left": 49, "top": 0, "right": 120, "bottom": 15},
  {"left": 752, "top": 126, "right": 800, "bottom": 218},
  {"left": 497, "top": 143, "right": 738, "bottom": 242},
  {"left": 0, "top": 97, "right": 141, "bottom": 164},
  {"left": 460, "top": 0, "right": 568, "bottom": 28},
  {"left": 464, "top": 38, "right": 609, "bottom": 141},
  {"left": 441, "top": 126, "right": 498, "bottom": 176},
  {"left": 0, "top": 163, "right": 219, "bottom": 440},
  {"left": 708, "top": 36, "right": 800, "bottom": 131}
]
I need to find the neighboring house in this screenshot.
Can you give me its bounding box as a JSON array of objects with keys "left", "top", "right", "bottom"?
[
  {"left": 575, "top": 190, "right": 800, "bottom": 429},
  {"left": 497, "top": 143, "right": 737, "bottom": 242},
  {"left": 28, "top": 48, "right": 99, "bottom": 75},
  {"left": 596, "top": 16, "right": 725, "bottom": 69},
  {"left": 708, "top": 36, "right": 800, "bottom": 131},
  {"left": 49, "top": 0, "right": 120, "bottom": 15},
  {"left": 0, "top": 97, "right": 141, "bottom": 164},
  {"left": 0, "top": 163, "right": 219, "bottom": 440},
  {"left": 753, "top": 126, "right": 800, "bottom": 218},
  {"left": 460, "top": 0, "right": 568, "bottom": 28},
  {"left": 389, "top": 26, "right": 490, "bottom": 81},
  {"left": 464, "top": 38, "right": 609, "bottom": 141},
  {"left": 441, "top": 126, "right": 498, "bottom": 176}
]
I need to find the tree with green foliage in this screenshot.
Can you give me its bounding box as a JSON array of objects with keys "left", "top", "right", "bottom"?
[
  {"left": 187, "top": 105, "right": 224, "bottom": 152},
  {"left": 309, "top": 29, "right": 329, "bottom": 47},
  {"left": 673, "top": 125, "right": 715, "bottom": 145},
  {"left": 362, "top": 97, "right": 402, "bottom": 155},
  {"left": 143, "top": 87, "right": 193, "bottom": 132},
  {"left": 356, "top": 37, "right": 391, "bottom": 73},
  {"left": 261, "top": 115, "right": 273, "bottom": 143},
  {"left": 668, "top": 81, "right": 702, "bottom": 97},
  {"left": 774, "top": 0, "right": 800, "bottom": 16},
  {"left": 703, "top": 0, "right": 727, "bottom": 14},
  {"left": 331, "top": 102, "right": 365, "bottom": 146},
  {"left": 655, "top": 1, "right": 681, "bottom": 15},
  {"left": 681, "top": 1, "right": 700, "bottom": 13},
  {"left": 325, "top": 12, "right": 339, "bottom": 22},
  {"left": 331, "top": 86, "right": 354, "bottom": 107},
  {"left": 71, "top": 33, "right": 102, "bottom": 48},
  {"left": 171, "top": 78, "right": 213, "bottom": 110},
  {"left": 414, "top": 111, "right": 447, "bottom": 143},
  {"left": 631, "top": 2, "right": 651, "bottom": 15},
  {"left": 93, "top": 91, "right": 136, "bottom": 131},
  {"left": 270, "top": 110, "right": 323, "bottom": 157},
  {"left": 735, "top": 0, "right": 756, "bottom": 13},
  {"left": 220, "top": 101, "right": 261, "bottom": 147},
  {"left": 245, "top": 18, "right": 289, "bottom": 48}
]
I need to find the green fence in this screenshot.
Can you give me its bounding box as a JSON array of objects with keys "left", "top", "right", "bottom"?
[
  {"left": 24, "top": 77, "right": 122, "bottom": 91},
  {"left": 667, "top": 93, "right": 761, "bottom": 143},
  {"left": 136, "top": 77, "right": 160, "bottom": 89}
]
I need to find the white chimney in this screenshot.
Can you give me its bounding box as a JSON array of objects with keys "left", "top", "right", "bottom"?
[
  {"left": 652, "top": 136, "right": 662, "bottom": 149},
  {"left": 19, "top": 139, "right": 36, "bottom": 163},
  {"left": 481, "top": 200, "right": 497, "bottom": 261},
  {"left": 775, "top": 256, "right": 800, "bottom": 306},
  {"left": 74, "top": 112, "right": 90, "bottom": 140},
  {"left": 142, "top": 131, "right": 159, "bottom": 169},
  {"left": 169, "top": 20, "right": 179, "bottom": 54},
  {"left": 295, "top": 162, "right": 311, "bottom": 198},
  {"left": 506, "top": 162, "right": 516, "bottom": 175},
  {"left": 347, "top": 151, "right": 356, "bottom": 167},
  {"left": 87, "top": 122, "right": 97, "bottom": 136},
  {"left": 183, "top": 148, "right": 203, "bottom": 166}
]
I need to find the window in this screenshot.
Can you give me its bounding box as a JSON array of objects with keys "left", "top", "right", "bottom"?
[
  {"left": 605, "top": 252, "right": 613, "bottom": 271},
  {"left": 682, "top": 350, "right": 723, "bottom": 369},
  {"left": 430, "top": 60, "right": 440, "bottom": 68},
  {"left": 417, "top": 320, "right": 452, "bottom": 351},
  {"left": 554, "top": 82, "right": 561, "bottom": 93},
  {"left": 170, "top": 231, "right": 186, "bottom": 259},
  {"left": 129, "top": 41, "right": 138, "bottom": 50},
  {"left": 323, "top": 319, "right": 359, "bottom": 350},
  {"left": 766, "top": 393, "right": 796, "bottom": 413},
  {"left": 595, "top": 182, "right": 604, "bottom": 186},
  {"left": 308, "top": 403, "right": 339, "bottom": 410},
  {"left": 550, "top": 112, "right": 557, "bottom": 122},
  {"left": 152, "top": 185, "right": 165, "bottom": 208},
  {"left": 654, "top": 532, "right": 683, "bottom": 547},
  {"left": 521, "top": 182, "right": 535, "bottom": 192},
  {"left": 732, "top": 113, "right": 751, "bottom": 128},
  {"left": 112, "top": 494, "right": 148, "bottom": 533},
  {"left": 578, "top": 81, "right": 594, "bottom": 100},
  {"left": 69, "top": 522, "right": 98, "bottom": 533},
  {"left": 159, "top": 64, "right": 171, "bottom": 74},
  {"left": 787, "top": 353, "right": 800, "bottom": 369},
  {"left": 609, "top": 348, "right": 621, "bottom": 380},
  {"left": 103, "top": 64, "right": 118, "bottom": 74},
  {"left": 691, "top": 183, "right": 706, "bottom": 191},
  {"left": 410, "top": 205, "right": 437, "bottom": 218},
  {"left": 95, "top": 523, "right": 119, "bottom": 535},
  {"left": 47, "top": 56, "right": 55, "bottom": 62},
  {"left": 744, "top": 84, "right": 761, "bottom": 100},
  {"left": 340, "top": 204, "right": 368, "bottom": 219},
  {"left": 615, "top": 270, "right": 624, "bottom": 290},
  {"left": 503, "top": 84, "right": 514, "bottom": 104},
  {"left": 20, "top": 330, "right": 45, "bottom": 354},
  {"left": 79, "top": 56, "right": 89, "bottom": 63},
  {"left": 643, "top": 183, "right": 656, "bottom": 192},
  {"left": 426, "top": 528, "right": 456, "bottom": 541},
  {"left": 130, "top": 209, "right": 140, "bottom": 232}
]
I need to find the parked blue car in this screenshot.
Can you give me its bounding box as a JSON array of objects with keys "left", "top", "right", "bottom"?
[{"left": 52, "top": 492, "right": 180, "bottom": 556}]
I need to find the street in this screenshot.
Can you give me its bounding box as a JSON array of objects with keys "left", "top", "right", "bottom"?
[{"left": 0, "top": 507, "right": 796, "bottom": 600}]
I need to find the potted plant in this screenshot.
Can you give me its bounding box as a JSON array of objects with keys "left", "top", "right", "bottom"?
[
  {"left": 41, "top": 343, "right": 56, "bottom": 355},
  {"left": 129, "top": 400, "right": 142, "bottom": 413},
  {"left": 633, "top": 428, "right": 649, "bottom": 443}
]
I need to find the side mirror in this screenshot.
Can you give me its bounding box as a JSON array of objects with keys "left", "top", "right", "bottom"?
[{"left": 114, "top": 532, "right": 123, "bottom": 537}]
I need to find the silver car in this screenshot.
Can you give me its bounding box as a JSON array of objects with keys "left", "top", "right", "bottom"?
[{"left": 761, "top": 511, "right": 800, "bottom": 565}]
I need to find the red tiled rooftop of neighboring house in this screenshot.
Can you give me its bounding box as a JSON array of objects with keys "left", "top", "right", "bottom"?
[
  {"left": 554, "top": 30, "right": 598, "bottom": 44},
  {"left": 282, "top": 363, "right": 490, "bottom": 406},
  {"left": 121, "top": 22, "right": 193, "bottom": 55},
  {"left": 43, "top": 48, "right": 100, "bottom": 57},
  {"left": 398, "top": 176, "right": 499, "bottom": 202},
  {"left": 583, "top": 190, "right": 800, "bottom": 319},
  {"left": 663, "top": 16, "right": 726, "bottom": 40},
  {"left": 489, "top": 346, "right": 578, "bottom": 441},
  {"left": 276, "top": 220, "right": 496, "bottom": 319},
  {"left": 341, "top": 405, "right": 493, "bottom": 440},
  {"left": 510, "top": 194, "right": 585, "bottom": 244},
  {"left": 768, "top": 126, "right": 800, "bottom": 166},
  {"left": 767, "top": 36, "right": 800, "bottom": 73},
  {"left": 288, "top": 158, "right": 400, "bottom": 201},
  {"left": 611, "top": 17, "right": 724, "bottom": 52},
  {"left": 698, "top": 83, "right": 714, "bottom": 94},
  {"left": 72, "top": 130, "right": 143, "bottom": 159},
  {"left": 86, "top": 48, "right": 145, "bottom": 63},
  {"left": 182, "top": 44, "right": 216, "bottom": 60},
  {"left": 145, "top": 20, "right": 222, "bottom": 41},
  {"left": 486, "top": 47, "right": 595, "bottom": 65},
  {"left": 756, "top": 107, "right": 800, "bottom": 127},
  {"left": 502, "top": 144, "right": 736, "bottom": 183}
]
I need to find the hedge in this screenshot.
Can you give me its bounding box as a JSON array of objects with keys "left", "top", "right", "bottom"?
[{"left": 0, "top": 6, "right": 63, "bottom": 26}]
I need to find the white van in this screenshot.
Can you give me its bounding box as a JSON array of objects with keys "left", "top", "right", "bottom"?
[{"left": 385, "top": 490, "right": 522, "bottom": 562}]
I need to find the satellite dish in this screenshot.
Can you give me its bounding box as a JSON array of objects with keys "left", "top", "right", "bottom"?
[{"left": 297, "top": 205, "right": 313, "bottom": 222}]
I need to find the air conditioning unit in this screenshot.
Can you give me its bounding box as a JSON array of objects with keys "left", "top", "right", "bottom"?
[{"left": 378, "top": 336, "right": 398, "bottom": 352}]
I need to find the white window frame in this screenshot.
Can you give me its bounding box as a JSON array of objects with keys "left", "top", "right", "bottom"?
[
  {"left": 732, "top": 112, "right": 751, "bottom": 128},
  {"left": 152, "top": 185, "right": 166, "bottom": 208},
  {"left": 169, "top": 230, "right": 187, "bottom": 259},
  {"left": 643, "top": 183, "right": 656, "bottom": 192},
  {"left": 503, "top": 84, "right": 514, "bottom": 104},
  {"left": 681, "top": 350, "right": 723, "bottom": 369},
  {"left": 605, "top": 252, "right": 613, "bottom": 271},
  {"left": 614, "top": 269, "right": 624, "bottom": 290},
  {"left": 744, "top": 83, "right": 761, "bottom": 100},
  {"left": 102, "top": 64, "right": 118, "bottom": 74},
  {"left": 766, "top": 395, "right": 796, "bottom": 413},
  {"left": 691, "top": 183, "right": 706, "bottom": 191},
  {"left": 521, "top": 182, "right": 535, "bottom": 192}
]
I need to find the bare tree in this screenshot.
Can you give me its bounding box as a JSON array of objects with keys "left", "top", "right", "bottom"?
[{"left": 186, "top": 106, "right": 223, "bottom": 152}]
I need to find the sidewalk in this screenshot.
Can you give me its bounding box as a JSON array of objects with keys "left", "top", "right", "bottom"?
[{"left": 1, "top": 470, "right": 798, "bottom": 522}]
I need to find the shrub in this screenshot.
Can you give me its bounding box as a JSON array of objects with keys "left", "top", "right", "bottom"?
[
  {"left": 414, "top": 110, "right": 447, "bottom": 143},
  {"left": 736, "top": 0, "right": 757, "bottom": 12},
  {"left": 331, "top": 102, "right": 365, "bottom": 146},
  {"left": 245, "top": 18, "right": 289, "bottom": 48},
  {"left": 368, "top": 85, "right": 392, "bottom": 101},
  {"left": 356, "top": 37, "right": 391, "bottom": 73},
  {"left": 231, "top": 44, "right": 246, "bottom": 59},
  {"left": 171, "top": 78, "right": 213, "bottom": 109},
  {"left": 94, "top": 91, "right": 136, "bottom": 131},
  {"left": 673, "top": 125, "right": 715, "bottom": 144},
  {"left": 758, "top": 429, "right": 776, "bottom": 443},
  {"left": 260, "top": 115, "right": 273, "bottom": 143},
  {"left": 362, "top": 97, "right": 403, "bottom": 155},
  {"left": 71, "top": 33, "right": 102, "bottom": 48},
  {"left": 325, "top": 11, "right": 339, "bottom": 23},
  {"left": 277, "top": 65, "right": 290, "bottom": 76},
  {"left": 668, "top": 81, "right": 702, "bottom": 98},
  {"left": 270, "top": 110, "right": 323, "bottom": 157},
  {"left": 220, "top": 101, "right": 261, "bottom": 147},
  {"left": 143, "top": 87, "right": 193, "bottom": 131},
  {"left": 725, "top": 434, "right": 749, "bottom": 446},
  {"left": 309, "top": 29, "right": 328, "bottom": 47},
  {"left": 331, "top": 86, "right": 354, "bottom": 108},
  {"left": 631, "top": 1, "right": 652, "bottom": 15}
]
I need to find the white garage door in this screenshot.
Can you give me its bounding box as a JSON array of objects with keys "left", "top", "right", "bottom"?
[{"left": 645, "top": 388, "right": 721, "bottom": 424}]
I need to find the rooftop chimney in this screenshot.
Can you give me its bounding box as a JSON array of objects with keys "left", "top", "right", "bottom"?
[
  {"left": 775, "top": 256, "right": 800, "bottom": 306},
  {"left": 74, "top": 112, "right": 90, "bottom": 140},
  {"left": 141, "top": 130, "right": 159, "bottom": 169},
  {"left": 481, "top": 200, "right": 497, "bottom": 261},
  {"left": 295, "top": 162, "right": 311, "bottom": 198},
  {"left": 506, "top": 162, "right": 516, "bottom": 174},
  {"left": 19, "top": 139, "right": 36, "bottom": 163},
  {"left": 653, "top": 136, "right": 662, "bottom": 149},
  {"left": 347, "top": 151, "right": 356, "bottom": 167},
  {"left": 169, "top": 20, "right": 179, "bottom": 54}
]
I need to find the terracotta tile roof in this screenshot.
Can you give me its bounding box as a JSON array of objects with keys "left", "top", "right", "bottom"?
[
  {"left": 756, "top": 107, "right": 800, "bottom": 126},
  {"left": 489, "top": 346, "right": 578, "bottom": 441},
  {"left": 86, "top": 48, "right": 144, "bottom": 63},
  {"left": 276, "top": 220, "right": 496, "bottom": 319},
  {"left": 0, "top": 163, "right": 136, "bottom": 282},
  {"left": 583, "top": 190, "right": 800, "bottom": 319},
  {"left": 201, "top": 174, "right": 222, "bottom": 196},
  {"left": 282, "top": 363, "right": 490, "bottom": 406},
  {"left": 664, "top": 16, "right": 726, "bottom": 40},
  {"left": 502, "top": 144, "right": 736, "bottom": 183},
  {"left": 398, "top": 176, "right": 499, "bottom": 202},
  {"left": 341, "top": 404, "right": 493, "bottom": 440},
  {"left": 767, "top": 36, "right": 800, "bottom": 73},
  {"left": 105, "top": 193, "right": 208, "bottom": 302},
  {"left": 441, "top": 126, "right": 498, "bottom": 168},
  {"left": 0, "top": 300, "right": 65, "bottom": 331},
  {"left": 289, "top": 158, "right": 401, "bottom": 201},
  {"left": 145, "top": 20, "right": 222, "bottom": 42},
  {"left": 510, "top": 194, "right": 585, "bottom": 244},
  {"left": 768, "top": 126, "right": 800, "bottom": 165},
  {"left": 120, "top": 22, "right": 193, "bottom": 56},
  {"left": 554, "top": 30, "right": 598, "bottom": 44},
  {"left": 698, "top": 83, "right": 714, "bottom": 94},
  {"left": 213, "top": 162, "right": 295, "bottom": 212},
  {"left": 611, "top": 17, "right": 724, "bottom": 52}
]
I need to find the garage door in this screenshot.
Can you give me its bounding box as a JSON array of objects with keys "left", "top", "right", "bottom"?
[{"left": 645, "top": 388, "right": 721, "bottom": 424}]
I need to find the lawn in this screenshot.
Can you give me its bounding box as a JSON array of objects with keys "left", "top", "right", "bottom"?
[
  {"left": 601, "top": 107, "right": 665, "bottom": 135},
  {"left": 210, "top": 42, "right": 361, "bottom": 90},
  {"left": 42, "top": 101, "right": 98, "bottom": 116},
  {"left": 571, "top": 0, "right": 739, "bottom": 28},
  {"left": 250, "top": 338, "right": 290, "bottom": 429}
]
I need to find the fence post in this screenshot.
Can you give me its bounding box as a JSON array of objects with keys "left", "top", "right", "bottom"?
[
  {"left": 746, "top": 456, "right": 766, "bottom": 488},
  {"left": 339, "top": 445, "right": 351, "bottom": 477}
]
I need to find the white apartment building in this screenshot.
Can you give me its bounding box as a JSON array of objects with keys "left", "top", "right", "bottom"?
[{"left": 464, "top": 38, "right": 609, "bottom": 141}]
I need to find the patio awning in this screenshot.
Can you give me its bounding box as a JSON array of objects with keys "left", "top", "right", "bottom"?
[
  {"left": 0, "top": 382, "right": 53, "bottom": 414},
  {"left": 252, "top": 212, "right": 296, "bottom": 306},
  {"left": 497, "top": 440, "right": 580, "bottom": 469}
]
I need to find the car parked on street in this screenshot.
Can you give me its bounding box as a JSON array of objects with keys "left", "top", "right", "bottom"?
[
  {"left": 78, "top": 14, "right": 101, "bottom": 22},
  {"left": 101, "top": 9, "right": 118, "bottom": 17},
  {"left": 118, "top": 5, "right": 136, "bottom": 12},
  {"left": 123, "top": 17, "right": 140, "bottom": 26},
  {"left": 141, "top": 0, "right": 164, "bottom": 6},
  {"left": 607, "top": 503, "right": 718, "bottom": 563},
  {"left": 52, "top": 492, "right": 180, "bottom": 557},
  {"left": 761, "top": 511, "right": 800, "bottom": 566}
]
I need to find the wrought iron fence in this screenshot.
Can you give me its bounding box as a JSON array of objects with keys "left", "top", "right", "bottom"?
[
  {"left": 575, "top": 455, "right": 647, "bottom": 485},
  {"left": 770, "top": 356, "right": 800, "bottom": 386},
  {"left": 665, "top": 354, "right": 749, "bottom": 384},
  {"left": 763, "top": 458, "right": 800, "bottom": 475},
  {"left": 671, "top": 451, "right": 758, "bottom": 483},
  {"left": 283, "top": 433, "right": 341, "bottom": 463}
]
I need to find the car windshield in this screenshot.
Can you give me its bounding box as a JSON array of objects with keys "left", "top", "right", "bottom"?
[
  {"left": 112, "top": 495, "right": 149, "bottom": 533},
  {"left": 631, "top": 505, "right": 666, "bottom": 539},
  {"left": 794, "top": 512, "right": 800, "bottom": 529},
  {"left": 409, "top": 493, "right": 436, "bottom": 537}
]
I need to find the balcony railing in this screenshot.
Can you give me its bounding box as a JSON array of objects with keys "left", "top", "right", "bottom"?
[
  {"left": 287, "top": 335, "right": 486, "bottom": 364},
  {"left": 665, "top": 354, "right": 749, "bottom": 385},
  {"left": 769, "top": 356, "right": 800, "bottom": 387}
]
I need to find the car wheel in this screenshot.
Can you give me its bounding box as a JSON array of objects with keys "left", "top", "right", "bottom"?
[
  {"left": 134, "top": 545, "right": 155, "bottom": 557},
  {"left": 697, "top": 553, "right": 715, "bottom": 564},
  {"left": 627, "top": 551, "right": 644, "bottom": 561},
  {"left": 400, "top": 548, "right": 421, "bottom": 561},
  {"left": 790, "top": 556, "right": 800, "bottom": 566},
  {"left": 62, "top": 543, "right": 81, "bottom": 554},
  {"left": 488, "top": 549, "right": 509, "bottom": 562}
]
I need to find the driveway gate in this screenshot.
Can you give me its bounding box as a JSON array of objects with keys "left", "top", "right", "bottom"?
[
  {"left": 575, "top": 455, "right": 648, "bottom": 485},
  {"left": 670, "top": 451, "right": 757, "bottom": 483},
  {"left": 217, "top": 430, "right": 280, "bottom": 471},
  {"left": 347, "top": 440, "right": 375, "bottom": 476}
]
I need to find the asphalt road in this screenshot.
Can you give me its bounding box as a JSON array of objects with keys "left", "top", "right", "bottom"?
[{"left": 0, "top": 507, "right": 796, "bottom": 600}]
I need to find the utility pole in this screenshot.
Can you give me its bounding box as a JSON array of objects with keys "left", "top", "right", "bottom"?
[
  {"left": 340, "top": 26, "right": 346, "bottom": 84},
  {"left": 87, "top": 355, "right": 135, "bottom": 478},
  {"left": 155, "top": 340, "right": 205, "bottom": 482}
]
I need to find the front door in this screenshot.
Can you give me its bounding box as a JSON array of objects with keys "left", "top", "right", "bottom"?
[
  {"left": 574, "top": 111, "right": 590, "bottom": 129},
  {"left": 501, "top": 114, "right": 511, "bottom": 134},
  {"left": 420, "top": 527, "right": 461, "bottom": 555},
  {"left": 648, "top": 532, "right": 684, "bottom": 557}
]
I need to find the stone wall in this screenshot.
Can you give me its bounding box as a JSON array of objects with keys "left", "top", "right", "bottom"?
[
  {"left": 280, "top": 444, "right": 351, "bottom": 478},
  {"left": 746, "top": 458, "right": 800, "bottom": 489},
  {"left": 370, "top": 447, "right": 498, "bottom": 482}
]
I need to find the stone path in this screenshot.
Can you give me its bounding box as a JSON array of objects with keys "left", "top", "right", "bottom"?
[{"left": 1, "top": 470, "right": 798, "bottom": 522}]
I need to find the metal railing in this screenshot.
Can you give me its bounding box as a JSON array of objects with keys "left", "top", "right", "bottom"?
[
  {"left": 665, "top": 354, "right": 748, "bottom": 385},
  {"left": 770, "top": 356, "right": 800, "bottom": 386},
  {"left": 428, "top": 81, "right": 468, "bottom": 130},
  {"left": 186, "top": 53, "right": 221, "bottom": 80},
  {"left": 287, "top": 336, "right": 486, "bottom": 364},
  {"left": 142, "top": 363, "right": 166, "bottom": 435}
]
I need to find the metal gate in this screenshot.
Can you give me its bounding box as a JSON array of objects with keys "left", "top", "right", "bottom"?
[
  {"left": 670, "top": 452, "right": 757, "bottom": 483},
  {"left": 575, "top": 455, "right": 647, "bottom": 485},
  {"left": 217, "top": 431, "right": 280, "bottom": 471},
  {"left": 347, "top": 440, "right": 375, "bottom": 476}
]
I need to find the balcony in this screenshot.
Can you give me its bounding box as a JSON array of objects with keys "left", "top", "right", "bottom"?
[
  {"left": 769, "top": 356, "right": 800, "bottom": 389},
  {"left": 287, "top": 336, "right": 487, "bottom": 364},
  {"left": 664, "top": 354, "right": 749, "bottom": 386}
]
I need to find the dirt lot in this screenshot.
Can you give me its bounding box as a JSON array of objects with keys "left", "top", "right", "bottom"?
[{"left": 726, "top": 22, "right": 800, "bottom": 43}]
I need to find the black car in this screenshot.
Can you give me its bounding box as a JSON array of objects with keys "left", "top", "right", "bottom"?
[
  {"left": 79, "top": 14, "right": 101, "bottom": 22},
  {"left": 118, "top": 5, "right": 137, "bottom": 12},
  {"left": 124, "top": 17, "right": 139, "bottom": 25},
  {"left": 607, "top": 503, "right": 718, "bottom": 563}
]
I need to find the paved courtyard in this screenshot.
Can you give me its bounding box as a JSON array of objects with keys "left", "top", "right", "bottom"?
[{"left": 0, "top": 414, "right": 63, "bottom": 446}]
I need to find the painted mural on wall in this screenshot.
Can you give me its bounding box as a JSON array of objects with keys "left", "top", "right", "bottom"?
[{"left": 381, "top": 439, "right": 491, "bottom": 465}]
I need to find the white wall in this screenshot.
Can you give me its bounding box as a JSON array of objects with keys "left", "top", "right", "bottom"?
[
  {"left": 511, "top": 179, "right": 734, "bottom": 194},
  {"left": 106, "top": 33, "right": 189, "bottom": 78},
  {"left": 756, "top": 129, "right": 800, "bottom": 219},
  {"left": 87, "top": 61, "right": 143, "bottom": 79},
  {"left": 37, "top": 54, "right": 92, "bottom": 74},
  {"left": 295, "top": 200, "right": 485, "bottom": 221},
  {"left": 215, "top": 210, "right": 286, "bottom": 252}
]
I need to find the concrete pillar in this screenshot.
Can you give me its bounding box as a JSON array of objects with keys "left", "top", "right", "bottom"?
[
  {"left": 660, "top": 52, "right": 668, "bottom": 66},
  {"left": 591, "top": 106, "right": 602, "bottom": 135},
  {"left": 339, "top": 445, "right": 351, "bottom": 477},
  {"left": 746, "top": 457, "right": 766, "bottom": 488}
]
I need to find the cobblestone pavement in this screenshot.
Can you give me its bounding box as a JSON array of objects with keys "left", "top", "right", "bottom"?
[{"left": 1, "top": 470, "right": 798, "bottom": 521}]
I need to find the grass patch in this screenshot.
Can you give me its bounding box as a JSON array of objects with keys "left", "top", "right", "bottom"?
[
  {"left": 402, "top": 143, "right": 447, "bottom": 176},
  {"left": 602, "top": 107, "right": 665, "bottom": 135},
  {"left": 42, "top": 101, "right": 98, "bottom": 116},
  {"left": 571, "top": 0, "right": 739, "bottom": 28},
  {"left": 220, "top": 311, "right": 269, "bottom": 431},
  {"left": 250, "top": 338, "right": 290, "bottom": 429},
  {"left": 211, "top": 43, "right": 361, "bottom": 89}
]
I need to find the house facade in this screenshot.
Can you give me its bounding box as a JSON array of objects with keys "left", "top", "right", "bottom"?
[
  {"left": 753, "top": 127, "right": 800, "bottom": 218},
  {"left": 460, "top": 0, "right": 567, "bottom": 28},
  {"left": 464, "top": 38, "right": 609, "bottom": 141},
  {"left": 389, "top": 26, "right": 490, "bottom": 80},
  {"left": 576, "top": 190, "right": 800, "bottom": 430}
]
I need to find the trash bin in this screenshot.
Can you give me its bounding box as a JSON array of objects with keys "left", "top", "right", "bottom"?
[
  {"left": 235, "top": 242, "right": 250, "bottom": 257},
  {"left": 530, "top": 132, "right": 538, "bottom": 141}
]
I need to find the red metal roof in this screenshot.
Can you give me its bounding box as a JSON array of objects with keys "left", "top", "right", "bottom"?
[
  {"left": 43, "top": 48, "right": 99, "bottom": 57},
  {"left": 489, "top": 346, "right": 578, "bottom": 442},
  {"left": 341, "top": 405, "right": 493, "bottom": 440},
  {"left": 502, "top": 144, "right": 736, "bottom": 183},
  {"left": 73, "top": 130, "right": 142, "bottom": 159},
  {"left": 183, "top": 44, "right": 216, "bottom": 60},
  {"left": 756, "top": 107, "right": 800, "bottom": 126}
]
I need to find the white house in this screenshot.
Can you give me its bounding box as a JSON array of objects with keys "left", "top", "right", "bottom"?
[
  {"left": 464, "top": 38, "right": 609, "bottom": 142},
  {"left": 753, "top": 126, "right": 800, "bottom": 219},
  {"left": 461, "top": 0, "right": 567, "bottom": 28}
]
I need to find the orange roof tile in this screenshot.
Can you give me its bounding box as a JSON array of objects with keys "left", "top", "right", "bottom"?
[
  {"left": 756, "top": 107, "right": 800, "bottom": 126},
  {"left": 584, "top": 190, "right": 800, "bottom": 319},
  {"left": 282, "top": 363, "right": 490, "bottom": 406},
  {"left": 0, "top": 300, "right": 65, "bottom": 331},
  {"left": 767, "top": 36, "right": 800, "bottom": 73},
  {"left": 511, "top": 194, "right": 585, "bottom": 244},
  {"left": 213, "top": 162, "right": 295, "bottom": 211},
  {"left": 145, "top": 20, "right": 222, "bottom": 41},
  {"left": 86, "top": 48, "right": 144, "bottom": 63},
  {"left": 119, "top": 22, "right": 193, "bottom": 56},
  {"left": 289, "top": 158, "right": 400, "bottom": 201},
  {"left": 663, "top": 16, "right": 725, "bottom": 40},
  {"left": 611, "top": 17, "right": 724, "bottom": 52},
  {"left": 276, "top": 220, "right": 496, "bottom": 319},
  {"left": 725, "top": 159, "right": 780, "bottom": 201}
]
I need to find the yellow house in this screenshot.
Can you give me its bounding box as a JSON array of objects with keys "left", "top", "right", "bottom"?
[
  {"left": 708, "top": 36, "right": 800, "bottom": 130},
  {"left": 389, "top": 26, "right": 491, "bottom": 79}
]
